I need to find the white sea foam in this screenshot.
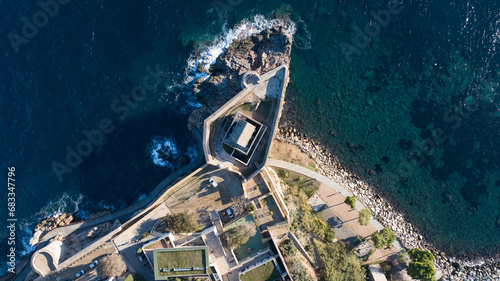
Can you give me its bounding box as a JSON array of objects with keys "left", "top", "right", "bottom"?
[
  {"left": 19, "top": 227, "right": 36, "bottom": 256},
  {"left": 185, "top": 145, "right": 198, "bottom": 163},
  {"left": 148, "top": 136, "right": 179, "bottom": 168},
  {"left": 137, "top": 193, "right": 147, "bottom": 202},
  {"left": 184, "top": 14, "right": 297, "bottom": 85}
]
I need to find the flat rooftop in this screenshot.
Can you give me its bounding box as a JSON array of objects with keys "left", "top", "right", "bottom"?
[{"left": 153, "top": 246, "right": 209, "bottom": 280}]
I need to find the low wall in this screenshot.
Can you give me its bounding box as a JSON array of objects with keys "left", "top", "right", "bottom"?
[
  {"left": 57, "top": 226, "right": 122, "bottom": 271},
  {"left": 288, "top": 231, "right": 318, "bottom": 268},
  {"left": 245, "top": 65, "right": 289, "bottom": 181},
  {"left": 262, "top": 167, "right": 290, "bottom": 221}
]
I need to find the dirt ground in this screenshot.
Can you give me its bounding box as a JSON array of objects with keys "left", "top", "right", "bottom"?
[
  {"left": 269, "top": 140, "right": 318, "bottom": 171},
  {"left": 165, "top": 166, "right": 244, "bottom": 228}
]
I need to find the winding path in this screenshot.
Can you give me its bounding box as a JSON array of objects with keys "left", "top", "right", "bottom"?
[{"left": 266, "top": 158, "right": 403, "bottom": 252}]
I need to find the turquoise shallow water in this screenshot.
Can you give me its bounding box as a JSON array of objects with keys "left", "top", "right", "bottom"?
[{"left": 185, "top": 0, "right": 500, "bottom": 256}]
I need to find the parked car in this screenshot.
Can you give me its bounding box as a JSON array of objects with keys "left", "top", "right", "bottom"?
[
  {"left": 75, "top": 270, "right": 85, "bottom": 278},
  {"left": 226, "top": 208, "right": 234, "bottom": 218},
  {"left": 89, "top": 260, "right": 99, "bottom": 268},
  {"left": 209, "top": 178, "right": 218, "bottom": 188}
]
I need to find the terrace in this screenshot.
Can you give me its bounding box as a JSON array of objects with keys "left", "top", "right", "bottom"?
[
  {"left": 223, "top": 215, "right": 267, "bottom": 262},
  {"left": 239, "top": 260, "right": 283, "bottom": 281},
  {"left": 153, "top": 246, "right": 209, "bottom": 279}
]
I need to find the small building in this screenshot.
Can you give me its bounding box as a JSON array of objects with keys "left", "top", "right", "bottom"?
[
  {"left": 226, "top": 119, "right": 256, "bottom": 153},
  {"left": 223, "top": 112, "right": 267, "bottom": 165}
]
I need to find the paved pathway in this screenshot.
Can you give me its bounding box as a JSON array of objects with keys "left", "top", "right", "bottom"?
[{"left": 266, "top": 159, "right": 403, "bottom": 258}]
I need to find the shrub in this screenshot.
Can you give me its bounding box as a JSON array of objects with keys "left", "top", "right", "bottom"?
[
  {"left": 398, "top": 251, "right": 408, "bottom": 264},
  {"left": 371, "top": 228, "right": 396, "bottom": 249},
  {"left": 279, "top": 169, "right": 290, "bottom": 178},
  {"left": 358, "top": 208, "right": 372, "bottom": 226},
  {"left": 247, "top": 204, "right": 256, "bottom": 212},
  {"left": 125, "top": 274, "right": 146, "bottom": 281},
  {"left": 279, "top": 239, "right": 297, "bottom": 257},
  {"left": 344, "top": 196, "right": 356, "bottom": 209},
  {"left": 324, "top": 228, "right": 336, "bottom": 243},
  {"left": 407, "top": 248, "right": 436, "bottom": 281},
  {"left": 164, "top": 211, "right": 199, "bottom": 234},
  {"left": 315, "top": 240, "right": 365, "bottom": 280},
  {"left": 288, "top": 257, "right": 315, "bottom": 281},
  {"left": 139, "top": 231, "right": 150, "bottom": 241}
]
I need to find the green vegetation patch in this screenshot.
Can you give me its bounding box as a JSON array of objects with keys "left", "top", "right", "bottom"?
[
  {"left": 240, "top": 261, "right": 282, "bottom": 281},
  {"left": 314, "top": 239, "right": 366, "bottom": 280},
  {"left": 153, "top": 247, "right": 208, "bottom": 279}
]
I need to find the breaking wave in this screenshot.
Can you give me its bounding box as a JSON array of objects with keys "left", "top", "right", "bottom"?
[
  {"left": 148, "top": 136, "right": 179, "bottom": 168},
  {"left": 184, "top": 14, "right": 296, "bottom": 85}
]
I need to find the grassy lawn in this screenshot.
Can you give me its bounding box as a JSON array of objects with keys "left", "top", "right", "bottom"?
[
  {"left": 156, "top": 249, "right": 207, "bottom": 277},
  {"left": 224, "top": 215, "right": 267, "bottom": 261},
  {"left": 240, "top": 261, "right": 282, "bottom": 281}
]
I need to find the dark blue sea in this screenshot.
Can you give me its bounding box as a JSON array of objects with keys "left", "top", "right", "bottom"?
[{"left": 1, "top": 0, "right": 500, "bottom": 276}]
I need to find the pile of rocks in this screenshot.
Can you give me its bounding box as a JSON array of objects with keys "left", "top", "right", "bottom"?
[
  {"left": 29, "top": 213, "right": 74, "bottom": 246},
  {"left": 61, "top": 219, "right": 121, "bottom": 260},
  {"left": 275, "top": 125, "right": 500, "bottom": 280}
]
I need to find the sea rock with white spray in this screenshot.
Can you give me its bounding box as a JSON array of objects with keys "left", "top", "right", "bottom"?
[{"left": 187, "top": 20, "right": 294, "bottom": 131}]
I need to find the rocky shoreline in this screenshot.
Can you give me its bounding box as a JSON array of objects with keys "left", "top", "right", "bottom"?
[
  {"left": 275, "top": 123, "right": 500, "bottom": 280},
  {"left": 188, "top": 25, "right": 292, "bottom": 131}
]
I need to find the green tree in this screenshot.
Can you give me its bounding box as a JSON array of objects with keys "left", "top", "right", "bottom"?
[
  {"left": 164, "top": 211, "right": 199, "bottom": 234},
  {"left": 407, "top": 248, "right": 436, "bottom": 281},
  {"left": 358, "top": 208, "right": 372, "bottom": 226},
  {"left": 371, "top": 228, "right": 396, "bottom": 249},
  {"left": 315, "top": 240, "right": 365, "bottom": 280},
  {"left": 344, "top": 196, "right": 356, "bottom": 209},
  {"left": 247, "top": 204, "right": 256, "bottom": 212},
  {"left": 221, "top": 225, "right": 250, "bottom": 249}
]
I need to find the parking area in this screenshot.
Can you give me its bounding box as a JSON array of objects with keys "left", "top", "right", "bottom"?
[
  {"left": 43, "top": 242, "right": 116, "bottom": 281},
  {"left": 165, "top": 166, "right": 244, "bottom": 228}
]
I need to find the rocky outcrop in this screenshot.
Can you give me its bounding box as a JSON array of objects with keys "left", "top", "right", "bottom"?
[
  {"left": 275, "top": 125, "right": 500, "bottom": 280},
  {"left": 29, "top": 213, "right": 74, "bottom": 246},
  {"left": 61, "top": 219, "right": 120, "bottom": 260},
  {"left": 188, "top": 26, "right": 292, "bottom": 131}
]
